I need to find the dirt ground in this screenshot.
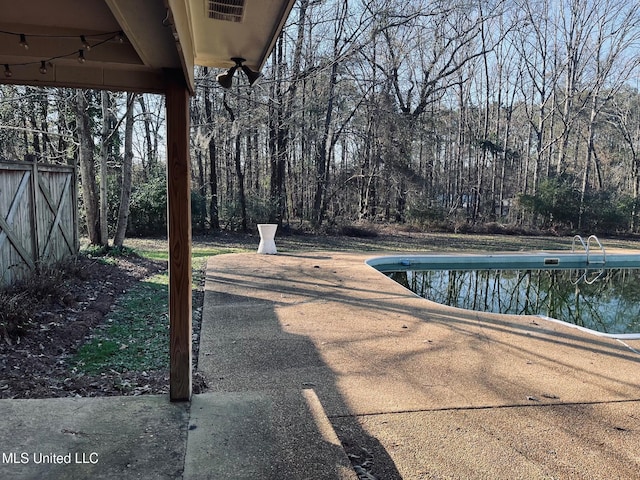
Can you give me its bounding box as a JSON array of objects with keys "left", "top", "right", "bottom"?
[{"left": 0, "top": 253, "right": 169, "bottom": 399}]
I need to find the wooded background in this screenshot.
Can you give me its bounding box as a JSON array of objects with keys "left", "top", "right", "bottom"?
[{"left": 1, "top": 0, "right": 640, "bottom": 246}]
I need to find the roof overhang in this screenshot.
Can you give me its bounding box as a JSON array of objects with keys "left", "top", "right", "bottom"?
[
  {"left": 181, "top": 0, "right": 295, "bottom": 71},
  {"left": 0, "top": 0, "right": 296, "bottom": 94}
]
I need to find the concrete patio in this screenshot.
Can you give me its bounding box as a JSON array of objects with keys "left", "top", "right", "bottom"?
[{"left": 1, "top": 250, "right": 640, "bottom": 479}]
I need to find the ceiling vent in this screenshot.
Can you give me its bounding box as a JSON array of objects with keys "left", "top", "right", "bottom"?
[{"left": 208, "top": 0, "right": 245, "bottom": 22}]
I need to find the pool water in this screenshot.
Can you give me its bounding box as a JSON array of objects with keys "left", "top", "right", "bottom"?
[{"left": 385, "top": 266, "right": 640, "bottom": 337}]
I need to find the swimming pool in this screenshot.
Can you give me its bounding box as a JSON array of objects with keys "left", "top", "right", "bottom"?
[{"left": 367, "top": 251, "right": 640, "bottom": 339}]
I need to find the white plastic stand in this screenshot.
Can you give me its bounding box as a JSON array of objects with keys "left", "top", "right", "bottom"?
[{"left": 257, "top": 224, "right": 278, "bottom": 254}]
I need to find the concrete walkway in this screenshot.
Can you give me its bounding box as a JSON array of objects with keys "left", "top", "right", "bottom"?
[
  {"left": 0, "top": 395, "right": 189, "bottom": 479},
  {"left": 2, "top": 250, "right": 640, "bottom": 479}
]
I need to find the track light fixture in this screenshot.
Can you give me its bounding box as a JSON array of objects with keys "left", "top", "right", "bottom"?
[
  {"left": 216, "top": 57, "right": 261, "bottom": 89},
  {"left": 241, "top": 63, "right": 262, "bottom": 86},
  {"left": 216, "top": 63, "right": 238, "bottom": 89}
]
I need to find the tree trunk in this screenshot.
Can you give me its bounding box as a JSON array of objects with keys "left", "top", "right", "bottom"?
[
  {"left": 234, "top": 132, "right": 247, "bottom": 232},
  {"left": 75, "top": 90, "right": 101, "bottom": 244},
  {"left": 137, "top": 95, "right": 156, "bottom": 179},
  {"left": 99, "top": 90, "right": 110, "bottom": 246},
  {"left": 268, "top": 36, "right": 286, "bottom": 224},
  {"left": 312, "top": 57, "right": 339, "bottom": 227},
  {"left": 223, "top": 97, "right": 247, "bottom": 232},
  {"left": 114, "top": 93, "right": 135, "bottom": 247},
  {"left": 203, "top": 68, "right": 220, "bottom": 231}
]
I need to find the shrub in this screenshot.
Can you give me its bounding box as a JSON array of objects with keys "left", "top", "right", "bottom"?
[
  {"left": 0, "top": 290, "right": 32, "bottom": 340},
  {"left": 191, "top": 190, "right": 208, "bottom": 233},
  {"left": 580, "top": 190, "right": 633, "bottom": 234},
  {"left": 406, "top": 198, "right": 446, "bottom": 229},
  {"left": 339, "top": 224, "right": 379, "bottom": 238},
  {"left": 0, "top": 257, "right": 83, "bottom": 341},
  {"left": 518, "top": 174, "right": 581, "bottom": 228},
  {"left": 127, "top": 174, "right": 167, "bottom": 236}
]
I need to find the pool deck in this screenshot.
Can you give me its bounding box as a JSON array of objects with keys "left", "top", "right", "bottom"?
[
  {"left": 2, "top": 250, "right": 640, "bottom": 479},
  {"left": 193, "top": 250, "right": 640, "bottom": 479}
]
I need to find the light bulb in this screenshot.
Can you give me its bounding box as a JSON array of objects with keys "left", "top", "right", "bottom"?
[{"left": 19, "top": 34, "right": 29, "bottom": 50}]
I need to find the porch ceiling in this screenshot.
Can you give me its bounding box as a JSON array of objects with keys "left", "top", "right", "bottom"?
[{"left": 0, "top": 0, "right": 295, "bottom": 94}]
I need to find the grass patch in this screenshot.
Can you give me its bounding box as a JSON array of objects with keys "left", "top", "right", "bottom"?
[
  {"left": 73, "top": 273, "right": 169, "bottom": 374},
  {"left": 136, "top": 249, "right": 168, "bottom": 261},
  {"left": 135, "top": 246, "right": 241, "bottom": 262},
  {"left": 71, "top": 244, "right": 229, "bottom": 375}
]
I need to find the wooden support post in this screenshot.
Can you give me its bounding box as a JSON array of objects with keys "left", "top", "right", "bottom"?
[{"left": 166, "top": 71, "right": 192, "bottom": 402}]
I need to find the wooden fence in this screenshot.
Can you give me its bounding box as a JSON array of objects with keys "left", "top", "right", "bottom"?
[{"left": 0, "top": 161, "right": 79, "bottom": 288}]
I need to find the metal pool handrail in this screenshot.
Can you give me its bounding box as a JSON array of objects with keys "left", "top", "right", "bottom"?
[
  {"left": 571, "top": 234, "right": 587, "bottom": 253},
  {"left": 571, "top": 234, "right": 606, "bottom": 265},
  {"left": 587, "top": 235, "right": 606, "bottom": 265}
]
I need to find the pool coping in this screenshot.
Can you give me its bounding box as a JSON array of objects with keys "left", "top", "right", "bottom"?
[{"left": 365, "top": 250, "right": 640, "bottom": 270}]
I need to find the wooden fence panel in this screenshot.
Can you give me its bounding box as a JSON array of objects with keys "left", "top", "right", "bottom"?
[
  {"left": 0, "top": 161, "right": 78, "bottom": 288},
  {"left": 0, "top": 164, "right": 34, "bottom": 287}
]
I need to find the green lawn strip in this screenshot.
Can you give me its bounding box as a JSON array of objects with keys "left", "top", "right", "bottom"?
[
  {"left": 71, "top": 249, "right": 225, "bottom": 376},
  {"left": 135, "top": 245, "right": 243, "bottom": 262},
  {"left": 73, "top": 273, "right": 169, "bottom": 374}
]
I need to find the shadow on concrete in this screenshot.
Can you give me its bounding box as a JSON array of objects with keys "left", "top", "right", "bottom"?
[{"left": 195, "top": 286, "right": 403, "bottom": 479}]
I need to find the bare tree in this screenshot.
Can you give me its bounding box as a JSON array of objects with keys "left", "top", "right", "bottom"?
[
  {"left": 608, "top": 88, "right": 640, "bottom": 230},
  {"left": 222, "top": 94, "right": 248, "bottom": 231},
  {"left": 202, "top": 70, "right": 221, "bottom": 231},
  {"left": 578, "top": 0, "right": 640, "bottom": 227},
  {"left": 75, "top": 90, "right": 101, "bottom": 244},
  {"left": 99, "top": 90, "right": 110, "bottom": 245},
  {"left": 114, "top": 93, "right": 136, "bottom": 247},
  {"left": 515, "top": 0, "right": 561, "bottom": 194}
]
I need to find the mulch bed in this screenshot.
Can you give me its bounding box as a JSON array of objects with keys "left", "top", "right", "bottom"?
[{"left": 0, "top": 254, "right": 176, "bottom": 399}]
